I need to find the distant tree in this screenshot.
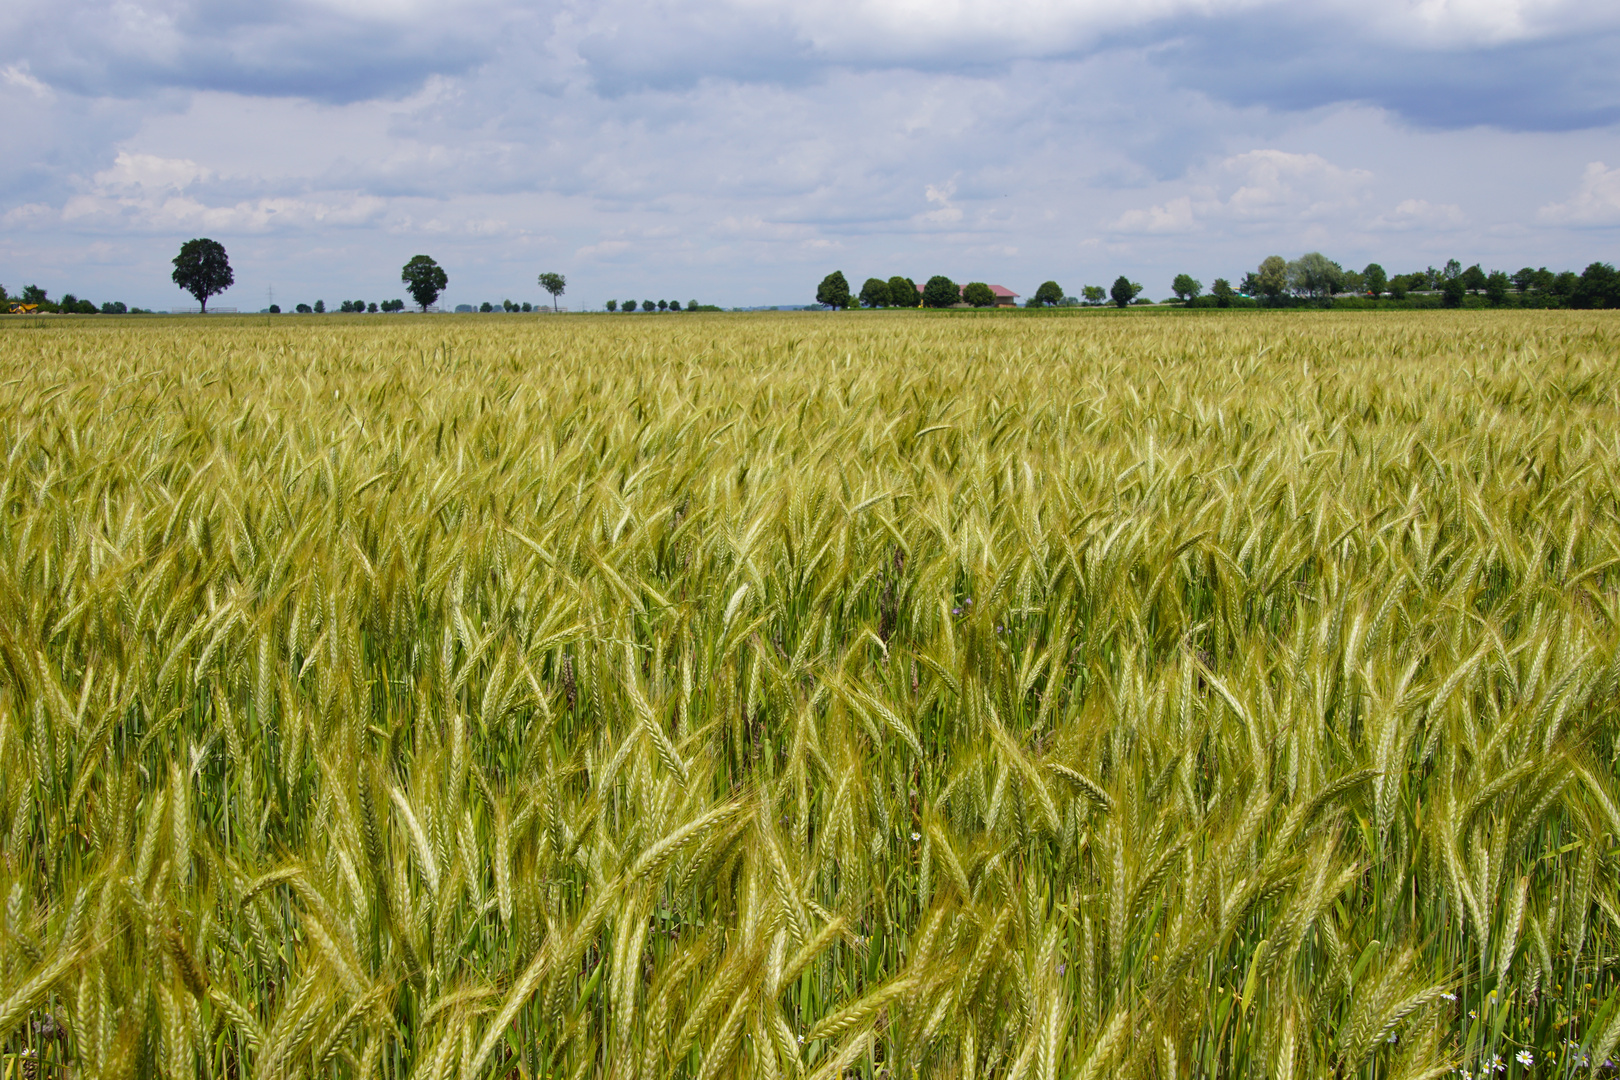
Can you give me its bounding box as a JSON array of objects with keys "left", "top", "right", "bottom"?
[
  {"left": 688, "top": 299, "right": 700, "bottom": 311},
  {"left": 922, "top": 276, "right": 960, "bottom": 309},
  {"left": 340, "top": 301, "right": 355, "bottom": 313},
  {"left": 21, "top": 285, "right": 48, "bottom": 305},
  {"left": 1237, "top": 272, "right": 1258, "bottom": 297},
  {"left": 61, "top": 293, "right": 79, "bottom": 312},
  {"left": 1388, "top": 276, "right": 1409, "bottom": 301},
  {"left": 1460, "top": 264, "right": 1487, "bottom": 293},
  {"left": 860, "top": 278, "right": 891, "bottom": 308},
  {"left": 1287, "top": 252, "right": 1343, "bottom": 299},
  {"left": 402, "top": 255, "right": 447, "bottom": 312},
  {"left": 1031, "top": 281, "right": 1064, "bottom": 307},
  {"left": 502, "top": 299, "right": 515, "bottom": 312},
  {"left": 1255, "top": 256, "right": 1289, "bottom": 301},
  {"left": 1552, "top": 271, "right": 1580, "bottom": 300},
  {"left": 1485, "top": 271, "right": 1510, "bottom": 306},
  {"left": 1574, "top": 262, "right": 1620, "bottom": 309},
  {"left": 1082, "top": 285, "right": 1106, "bottom": 305},
  {"left": 1511, "top": 268, "right": 1536, "bottom": 294},
  {"left": 1441, "top": 278, "right": 1466, "bottom": 307},
  {"left": 1442, "top": 259, "right": 1463, "bottom": 281},
  {"left": 314, "top": 300, "right": 326, "bottom": 313},
  {"left": 1363, "top": 263, "right": 1388, "bottom": 298},
  {"left": 521, "top": 302, "right": 532, "bottom": 312},
  {"left": 606, "top": 300, "right": 618, "bottom": 312},
  {"left": 1341, "top": 270, "right": 1366, "bottom": 296},
  {"left": 962, "top": 282, "right": 996, "bottom": 307},
  {"left": 887, "top": 277, "right": 917, "bottom": 308},
  {"left": 642, "top": 300, "right": 656, "bottom": 312},
  {"left": 816, "top": 271, "right": 852, "bottom": 309},
  {"left": 266, "top": 304, "right": 280, "bottom": 314},
  {"left": 1109, "top": 276, "right": 1141, "bottom": 308},
  {"left": 670, "top": 301, "right": 681, "bottom": 311},
  {"left": 538, "top": 272, "right": 566, "bottom": 312},
  {"left": 480, "top": 302, "right": 493, "bottom": 313},
  {"left": 296, "top": 303, "right": 312, "bottom": 314},
  {"left": 623, "top": 300, "right": 637, "bottom": 311},
  {"left": 171, "top": 238, "right": 234, "bottom": 313},
  {"left": 368, "top": 302, "right": 378, "bottom": 313},
  {"left": 1171, "top": 274, "right": 1202, "bottom": 303},
  {"left": 1211, "top": 278, "right": 1234, "bottom": 307},
  {"left": 654, "top": 300, "right": 665, "bottom": 311}
]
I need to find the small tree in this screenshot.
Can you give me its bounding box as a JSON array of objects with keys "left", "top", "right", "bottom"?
[
  {"left": 688, "top": 300, "right": 700, "bottom": 311},
  {"left": 962, "top": 282, "right": 996, "bottom": 307},
  {"left": 538, "top": 272, "right": 566, "bottom": 312},
  {"left": 1287, "top": 253, "right": 1343, "bottom": 299},
  {"left": 1109, "top": 276, "right": 1141, "bottom": 308},
  {"left": 480, "top": 302, "right": 493, "bottom": 313},
  {"left": 1388, "top": 276, "right": 1409, "bottom": 301},
  {"left": 1082, "top": 285, "right": 1106, "bottom": 305},
  {"left": 886, "top": 277, "right": 916, "bottom": 309},
  {"left": 1363, "top": 263, "right": 1388, "bottom": 298},
  {"left": 1441, "top": 278, "right": 1466, "bottom": 307},
  {"left": 401, "top": 255, "right": 447, "bottom": 312},
  {"left": 1171, "top": 274, "right": 1202, "bottom": 303},
  {"left": 171, "top": 238, "right": 234, "bottom": 313},
  {"left": 922, "top": 276, "right": 960, "bottom": 309},
  {"left": 860, "top": 278, "right": 891, "bottom": 308},
  {"left": 314, "top": 300, "right": 326, "bottom": 313},
  {"left": 605, "top": 300, "right": 617, "bottom": 312},
  {"left": 816, "top": 272, "right": 852, "bottom": 309},
  {"left": 1030, "top": 281, "right": 1063, "bottom": 307},
  {"left": 1460, "top": 264, "right": 1487, "bottom": 293},
  {"left": 1211, "top": 278, "right": 1234, "bottom": 307},
  {"left": 670, "top": 301, "right": 682, "bottom": 311},
  {"left": 656, "top": 299, "right": 666, "bottom": 312},
  {"left": 296, "top": 303, "right": 312, "bottom": 314}
]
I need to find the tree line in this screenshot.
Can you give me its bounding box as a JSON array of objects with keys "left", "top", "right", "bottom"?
[{"left": 1166, "top": 254, "right": 1620, "bottom": 309}]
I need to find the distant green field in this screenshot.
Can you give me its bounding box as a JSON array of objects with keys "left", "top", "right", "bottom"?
[{"left": 2, "top": 311, "right": 1618, "bottom": 1079}]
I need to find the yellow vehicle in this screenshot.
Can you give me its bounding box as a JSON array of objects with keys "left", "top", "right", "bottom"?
[{"left": 6, "top": 303, "right": 39, "bottom": 314}]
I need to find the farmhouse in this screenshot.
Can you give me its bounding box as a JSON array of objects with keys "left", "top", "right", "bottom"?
[{"left": 914, "top": 282, "right": 1021, "bottom": 306}]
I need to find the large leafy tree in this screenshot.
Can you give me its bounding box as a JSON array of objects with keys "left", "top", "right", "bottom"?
[
  {"left": 816, "top": 272, "right": 851, "bottom": 309},
  {"left": 921, "top": 276, "right": 960, "bottom": 309},
  {"left": 1171, "top": 274, "right": 1202, "bottom": 303},
  {"left": 962, "top": 282, "right": 996, "bottom": 307},
  {"left": 1211, "top": 278, "right": 1234, "bottom": 307},
  {"left": 887, "top": 276, "right": 917, "bottom": 308},
  {"left": 538, "top": 272, "right": 566, "bottom": 312},
  {"left": 1031, "top": 281, "right": 1064, "bottom": 307},
  {"left": 401, "top": 256, "right": 448, "bottom": 312},
  {"left": 1286, "top": 252, "right": 1343, "bottom": 299},
  {"left": 171, "top": 238, "right": 234, "bottom": 313},
  {"left": 1255, "top": 256, "right": 1289, "bottom": 301},
  {"left": 1109, "top": 276, "right": 1141, "bottom": 308},
  {"left": 859, "top": 278, "right": 891, "bottom": 308}
]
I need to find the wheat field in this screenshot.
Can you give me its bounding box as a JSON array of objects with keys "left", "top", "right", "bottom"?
[{"left": 1, "top": 310, "right": 1618, "bottom": 1080}]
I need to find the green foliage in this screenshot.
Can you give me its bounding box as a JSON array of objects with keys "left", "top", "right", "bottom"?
[
  {"left": 1256, "top": 256, "right": 1289, "bottom": 300},
  {"left": 400, "top": 255, "right": 448, "bottom": 312},
  {"left": 816, "top": 271, "right": 852, "bottom": 309},
  {"left": 1109, "top": 275, "right": 1141, "bottom": 307},
  {"left": 1363, "top": 263, "right": 1388, "bottom": 298},
  {"left": 859, "top": 278, "right": 892, "bottom": 308},
  {"left": 888, "top": 276, "right": 917, "bottom": 308},
  {"left": 0, "top": 313, "right": 1617, "bottom": 1080},
  {"left": 1082, "top": 285, "right": 1106, "bottom": 305},
  {"left": 922, "top": 275, "right": 960, "bottom": 308},
  {"left": 1287, "top": 252, "right": 1344, "bottom": 298},
  {"left": 1032, "top": 281, "right": 1064, "bottom": 307},
  {"left": 1210, "top": 278, "right": 1234, "bottom": 307},
  {"left": 961, "top": 282, "right": 996, "bottom": 307},
  {"left": 538, "top": 272, "right": 567, "bottom": 312},
  {"left": 1171, "top": 274, "right": 1202, "bottom": 303},
  {"left": 171, "top": 238, "right": 234, "bottom": 313}
]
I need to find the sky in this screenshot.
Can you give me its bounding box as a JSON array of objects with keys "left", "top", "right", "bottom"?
[{"left": 3, "top": 0, "right": 1620, "bottom": 310}]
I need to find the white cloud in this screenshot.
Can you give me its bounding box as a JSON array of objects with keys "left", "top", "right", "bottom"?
[
  {"left": 1, "top": 63, "right": 53, "bottom": 99},
  {"left": 1110, "top": 150, "right": 1372, "bottom": 234},
  {"left": 1367, "top": 198, "right": 1468, "bottom": 231},
  {"left": 93, "top": 151, "right": 210, "bottom": 191},
  {"left": 1536, "top": 162, "right": 1620, "bottom": 225}
]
